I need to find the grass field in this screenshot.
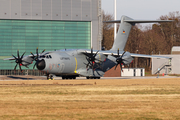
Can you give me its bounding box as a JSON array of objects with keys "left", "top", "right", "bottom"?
[{"left": 0, "top": 77, "right": 180, "bottom": 119}]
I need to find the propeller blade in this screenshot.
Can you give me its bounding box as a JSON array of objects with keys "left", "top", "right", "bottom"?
[
  {"left": 31, "top": 47, "right": 46, "bottom": 70},
  {"left": 20, "top": 52, "right": 26, "bottom": 59},
  {"left": 33, "top": 63, "right": 36, "bottom": 69},
  {"left": 19, "top": 64, "right": 22, "bottom": 72},
  {"left": 14, "top": 63, "right": 18, "bottom": 71},
  {"left": 12, "top": 54, "right": 17, "bottom": 60},
  {"left": 85, "top": 47, "right": 100, "bottom": 71},
  {"left": 93, "top": 50, "right": 99, "bottom": 57},
  {"left": 114, "top": 49, "right": 126, "bottom": 72},
  {"left": 91, "top": 47, "right": 93, "bottom": 54},
  {"left": 17, "top": 50, "right": 20, "bottom": 59},
  {"left": 121, "top": 51, "right": 126, "bottom": 58},
  {"left": 86, "top": 59, "right": 91, "bottom": 68},
  {"left": 84, "top": 51, "right": 90, "bottom": 58},
  {"left": 114, "top": 64, "right": 118, "bottom": 70},
  {"left": 120, "top": 63, "right": 123, "bottom": 72},
  {"left": 36, "top": 47, "right": 39, "bottom": 59},
  {"left": 42, "top": 49, "right": 46, "bottom": 53},
  {"left": 12, "top": 50, "right": 27, "bottom": 72},
  {"left": 30, "top": 52, "right": 35, "bottom": 58}
]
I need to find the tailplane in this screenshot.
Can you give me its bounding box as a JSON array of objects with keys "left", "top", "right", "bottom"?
[{"left": 104, "top": 15, "right": 173, "bottom": 51}]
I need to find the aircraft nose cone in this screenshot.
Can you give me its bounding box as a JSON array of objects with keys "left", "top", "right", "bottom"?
[{"left": 36, "top": 59, "right": 46, "bottom": 70}]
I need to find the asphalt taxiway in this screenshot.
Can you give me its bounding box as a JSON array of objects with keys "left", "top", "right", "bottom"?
[{"left": 0, "top": 75, "right": 179, "bottom": 81}]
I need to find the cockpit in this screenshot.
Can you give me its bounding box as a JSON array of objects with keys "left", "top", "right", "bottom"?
[{"left": 40, "top": 55, "right": 52, "bottom": 59}]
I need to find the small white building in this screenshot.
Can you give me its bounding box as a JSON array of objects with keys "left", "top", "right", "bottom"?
[
  {"left": 171, "top": 46, "right": 180, "bottom": 54},
  {"left": 121, "top": 68, "right": 145, "bottom": 77}
]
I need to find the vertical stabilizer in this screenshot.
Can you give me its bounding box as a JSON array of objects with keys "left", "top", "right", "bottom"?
[
  {"left": 104, "top": 16, "right": 173, "bottom": 51},
  {"left": 111, "top": 16, "right": 133, "bottom": 51}
]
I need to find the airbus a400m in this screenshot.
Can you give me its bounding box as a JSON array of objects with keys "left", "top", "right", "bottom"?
[{"left": 4, "top": 16, "right": 172, "bottom": 80}]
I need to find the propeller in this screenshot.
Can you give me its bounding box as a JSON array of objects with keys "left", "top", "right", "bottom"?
[
  {"left": 85, "top": 47, "right": 99, "bottom": 70},
  {"left": 30, "top": 47, "right": 45, "bottom": 69},
  {"left": 114, "top": 48, "right": 126, "bottom": 72},
  {"left": 12, "top": 50, "right": 26, "bottom": 72}
]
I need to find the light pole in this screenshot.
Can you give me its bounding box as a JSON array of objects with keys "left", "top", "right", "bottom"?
[
  {"left": 136, "top": 50, "right": 138, "bottom": 68},
  {"left": 114, "top": 0, "right": 116, "bottom": 40}
]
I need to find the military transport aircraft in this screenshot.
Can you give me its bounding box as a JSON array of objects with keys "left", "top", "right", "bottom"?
[{"left": 4, "top": 16, "right": 172, "bottom": 80}]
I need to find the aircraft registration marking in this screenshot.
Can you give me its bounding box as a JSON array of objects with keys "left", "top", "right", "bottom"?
[{"left": 49, "top": 63, "right": 52, "bottom": 70}]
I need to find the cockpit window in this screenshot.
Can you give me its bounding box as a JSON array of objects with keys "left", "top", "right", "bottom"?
[
  {"left": 40, "top": 55, "right": 45, "bottom": 58},
  {"left": 42, "top": 55, "right": 52, "bottom": 59}
]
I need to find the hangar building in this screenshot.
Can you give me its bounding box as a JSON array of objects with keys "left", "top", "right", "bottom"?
[{"left": 0, "top": 0, "right": 102, "bottom": 75}]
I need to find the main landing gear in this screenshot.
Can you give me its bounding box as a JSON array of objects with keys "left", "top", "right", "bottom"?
[
  {"left": 47, "top": 74, "right": 54, "bottom": 80},
  {"left": 62, "top": 76, "right": 76, "bottom": 79},
  {"left": 86, "top": 77, "right": 100, "bottom": 79}
]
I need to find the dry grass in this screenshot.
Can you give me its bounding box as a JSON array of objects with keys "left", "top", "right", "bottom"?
[{"left": 0, "top": 77, "right": 180, "bottom": 119}]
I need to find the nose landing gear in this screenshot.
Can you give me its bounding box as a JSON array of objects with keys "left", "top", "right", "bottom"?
[{"left": 47, "top": 74, "right": 54, "bottom": 80}]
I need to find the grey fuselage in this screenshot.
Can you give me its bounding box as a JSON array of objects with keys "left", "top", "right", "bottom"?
[{"left": 36, "top": 49, "right": 133, "bottom": 77}]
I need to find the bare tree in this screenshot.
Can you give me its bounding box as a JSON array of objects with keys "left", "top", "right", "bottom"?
[
  {"left": 102, "top": 11, "right": 180, "bottom": 71},
  {"left": 102, "top": 12, "right": 114, "bottom": 50}
]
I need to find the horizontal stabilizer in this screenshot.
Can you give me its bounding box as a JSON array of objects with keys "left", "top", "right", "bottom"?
[{"left": 103, "top": 20, "right": 173, "bottom": 23}]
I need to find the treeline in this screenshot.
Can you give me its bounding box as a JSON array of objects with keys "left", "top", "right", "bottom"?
[{"left": 102, "top": 11, "right": 180, "bottom": 70}]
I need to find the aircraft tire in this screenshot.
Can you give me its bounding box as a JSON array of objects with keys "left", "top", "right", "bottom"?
[
  {"left": 47, "top": 74, "right": 50, "bottom": 80},
  {"left": 50, "top": 75, "right": 53, "bottom": 80}
]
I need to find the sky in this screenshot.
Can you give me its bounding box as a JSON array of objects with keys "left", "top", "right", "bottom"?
[{"left": 102, "top": 0, "right": 180, "bottom": 20}]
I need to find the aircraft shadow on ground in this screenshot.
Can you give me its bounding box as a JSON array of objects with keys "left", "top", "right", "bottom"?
[{"left": 7, "top": 76, "right": 35, "bottom": 80}]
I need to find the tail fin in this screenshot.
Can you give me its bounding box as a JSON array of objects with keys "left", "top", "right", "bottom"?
[
  {"left": 111, "top": 16, "right": 133, "bottom": 51},
  {"left": 104, "top": 15, "right": 173, "bottom": 51}
]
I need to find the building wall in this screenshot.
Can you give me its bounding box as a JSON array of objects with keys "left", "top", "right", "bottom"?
[
  {"left": 0, "top": 0, "right": 99, "bottom": 21},
  {"left": 0, "top": 0, "right": 101, "bottom": 71},
  {"left": 0, "top": 20, "right": 91, "bottom": 69},
  {"left": 152, "top": 55, "right": 180, "bottom": 75},
  {"left": 0, "top": 0, "right": 101, "bottom": 50}
]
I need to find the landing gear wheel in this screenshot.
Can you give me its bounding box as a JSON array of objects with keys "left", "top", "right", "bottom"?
[
  {"left": 62, "top": 76, "right": 76, "bottom": 80},
  {"left": 47, "top": 74, "right": 50, "bottom": 80},
  {"left": 50, "top": 75, "right": 54, "bottom": 80},
  {"left": 86, "top": 77, "right": 100, "bottom": 79},
  {"left": 47, "top": 74, "right": 53, "bottom": 80}
]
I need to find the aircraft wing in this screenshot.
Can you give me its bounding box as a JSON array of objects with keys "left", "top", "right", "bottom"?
[
  {"left": 80, "top": 49, "right": 171, "bottom": 59},
  {"left": 3, "top": 57, "right": 17, "bottom": 60},
  {"left": 3, "top": 51, "right": 52, "bottom": 61},
  {"left": 3, "top": 54, "right": 35, "bottom": 60},
  {"left": 129, "top": 53, "right": 171, "bottom": 59},
  {"left": 79, "top": 49, "right": 119, "bottom": 55}
]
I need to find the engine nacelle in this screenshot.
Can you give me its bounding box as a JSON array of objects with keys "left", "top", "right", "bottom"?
[
  {"left": 21, "top": 56, "right": 34, "bottom": 66},
  {"left": 122, "top": 52, "right": 134, "bottom": 65},
  {"left": 95, "top": 53, "right": 106, "bottom": 63}
]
